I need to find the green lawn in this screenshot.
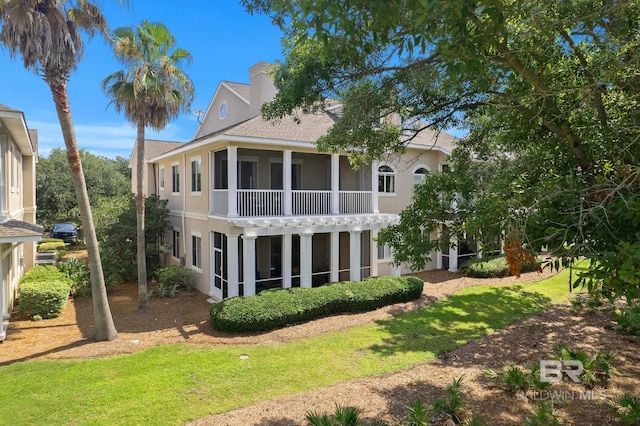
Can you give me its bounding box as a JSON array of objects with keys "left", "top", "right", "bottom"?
[{"left": 1, "top": 268, "right": 577, "bottom": 425}]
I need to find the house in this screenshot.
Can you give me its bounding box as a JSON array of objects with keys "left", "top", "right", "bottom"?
[
  {"left": 132, "top": 62, "right": 460, "bottom": 300},
  {"left": 0, "top": 104, "right": 42, "bottom": 341}
]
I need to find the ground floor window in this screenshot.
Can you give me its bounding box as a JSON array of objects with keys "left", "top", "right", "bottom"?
[
  {"left": 172, "top": 229, "right": 180, "bottom": 259},
  {"left": 192, "top": 234, "right": 202, "bottom": 270}
]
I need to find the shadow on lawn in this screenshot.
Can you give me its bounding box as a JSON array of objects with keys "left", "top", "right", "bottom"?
[{"left": 368, "top": 285, "right": 551, "bottom": 357}]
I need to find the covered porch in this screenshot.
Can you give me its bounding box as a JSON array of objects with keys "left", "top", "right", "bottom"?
[
  {"left": 208, "top": 214, "right": 398, "bottom": 300},
  {"left": 209, "top": 147, "right": 378, "bottom": 217}
]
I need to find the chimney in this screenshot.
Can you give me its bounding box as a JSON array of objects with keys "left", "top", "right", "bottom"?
[{"left": 249, "top": 62, "right": 277, "bottom": 117}]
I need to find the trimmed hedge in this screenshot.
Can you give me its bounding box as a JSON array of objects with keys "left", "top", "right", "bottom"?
[
  {"left": 210, "top": 276, "right": 424, "bottom": 333},
  {"left": 462, "top": 255, "right": 539, "bottom": 278},
  {"left": 37, "top": 241, "right": 66, "bottom": 252},
  {"left": 18, "top": 266, "right": 72, "bottom": 319}
]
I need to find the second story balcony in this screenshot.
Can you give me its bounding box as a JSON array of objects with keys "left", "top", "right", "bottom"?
[{"left": 209, "top": 147, "right": 378, "bottom": 218}]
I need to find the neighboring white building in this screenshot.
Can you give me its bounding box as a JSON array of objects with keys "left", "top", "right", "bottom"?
[
  {"left": 132, "top": 62, "right": 460, "bottom": 300},
  {"left": 0, "top": 104, "right": 42, "bottom": 341}
]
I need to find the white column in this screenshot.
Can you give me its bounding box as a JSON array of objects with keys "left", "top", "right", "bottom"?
[
  {"left": 349, "top": 230, "right": 362, "bottom": 281},
  {"left": 331, "top": 153, "right": 340, "bottom": 214},
  {"left": 228, "top": 146, "right": 238, "bottom": 217},
  {"left": 371, "top": 160, "right": 379, "bottom": 213},
  {"left": 370, "top": 229, "right": 379, "bottom": 277},
  {"left": 300, "top": 231, "right": 313, "bottom": 288},
  {"left": 242, "top": 234, "right": 257, "bottom": 296},
  {"left": 330, "top": 231, "right": 339, "bottom": 283},
  {"left": 283, "top": 234, "right": 292, "bottom": 288},
  {"left": 227, "top": 234, "right": 239, "bottom": 298},
  {"left": 477, "top": 240, "right": 483, "bottom": 259},
  {"left": 448, "top": 234, "right": 459, "bottom": 272},
  {"left": 284, "top": 150, "right": 292, "bottom": 216}
]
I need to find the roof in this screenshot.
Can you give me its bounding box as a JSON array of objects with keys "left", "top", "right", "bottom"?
[
  {"left": 0, "top": 218, "right": 43, "bottom": 243},
  {"left": 143, "top": 139, "right": 184, "bottom": 161},
  {"left": 152, "top": 106, "right": 455, "bottom": 162},
  {"left": 221, "top": 81, "right": 250, "bottom": 103}
]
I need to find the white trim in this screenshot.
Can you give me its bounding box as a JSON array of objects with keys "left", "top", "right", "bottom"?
[{"left": 153, "top": 134, "right": 452, "bottom": 163}]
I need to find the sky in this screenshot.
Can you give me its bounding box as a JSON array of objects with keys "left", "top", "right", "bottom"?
[{"left": 0, "top": 1, "right": 285, "bottom": 159}]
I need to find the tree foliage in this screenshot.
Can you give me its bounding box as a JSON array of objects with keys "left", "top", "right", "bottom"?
[
  {"left": 37, "top": 148, "right": 131, "bottom": 225},
  {"left": 244, "top": 0, "right": 640, "bottom": 298}
]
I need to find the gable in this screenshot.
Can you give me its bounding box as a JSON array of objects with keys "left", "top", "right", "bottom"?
[{"left": 194, "top": 81, "right": 253, "bottom": 140}]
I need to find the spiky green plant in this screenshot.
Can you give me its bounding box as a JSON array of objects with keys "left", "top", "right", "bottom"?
[
  {"left": 525, "top": 401, "right": 560, "bottom": 426},
  {"left": 608, "top": 394, "right": 640, "bottom": 425}
]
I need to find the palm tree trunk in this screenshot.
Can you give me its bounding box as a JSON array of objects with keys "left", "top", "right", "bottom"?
[
  {"left": 50, "top": 83, "right": 118, "bottom": 341},
  {"left": 136, "top": 122, "right": 149, "bottom": 312}
]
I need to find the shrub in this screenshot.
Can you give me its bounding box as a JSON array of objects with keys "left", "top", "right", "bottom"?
[
  {"left": 59, "top": 257, "right": 90, "bottom": 296},
  {"left": 210, "top": 276, "right": 424, "bottom": 333},
  {"left": 152, "top": 265, "right": 198, "bottom": 298},
  {"left": 19, "top": 265, "right": 70, "bottom": 284},
  {"left": 39, "top": 238, "right": 65, "bottom": 245},
  {"left": 37, "top": 241, "right": 66, "bottom": 252},
  {"left": 99, "top": 245, "right": 123, "bottom": 289},
  {"left": 462, "top": 255, "right": 538, "bottom": 278},
  {"left": 18, "top": 281, "right": 71, "bottom": 319},
  {"left": 612, "top": 302, "right": 640, "bottom": 338}
]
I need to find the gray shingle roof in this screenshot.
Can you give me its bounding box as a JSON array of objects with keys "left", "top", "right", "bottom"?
[
  {"left": 144, "top": 139, "right": 184, "bottom": 161},
  {"left": 222, "top": 81, "right": 250, "bottom": 102},
  {"left": 0, "top": 219, "right": 43, "bottom": 241}
]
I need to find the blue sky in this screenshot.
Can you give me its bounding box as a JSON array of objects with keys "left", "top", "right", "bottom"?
[{"left": 0, "top": 1, "right": 284, "bottom": 159}]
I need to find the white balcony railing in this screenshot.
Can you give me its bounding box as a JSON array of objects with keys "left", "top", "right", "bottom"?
[
  {"left": 293, "top": 190, "right": 331, "bottom": 215},
  {"left": 238, "top": 190, "right": 284, "bottom": 217},
  {"left": 339, "top": 191, "right": 372, "bottom": 214},
  {"left": 210, "top": 189, "right": 372, "bottom": 217}
]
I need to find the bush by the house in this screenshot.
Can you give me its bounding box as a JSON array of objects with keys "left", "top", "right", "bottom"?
[
  {"left": 38, "top": 238, "right": 65, "bottom": 245},
  {"left": 18, "top": 266, "right": 72, "bottom": 319},
  {"left": 58, "top": 257, "right": 91, "bottom": 296},
  {"left": 462, "top": 255, "right": 538, "bottom": 278},
  {"left": 210, "top": 276, "right": 424, "bottom": 333},
  {"left": 152, "top": 265, "right": 198, "bottom": 298}
]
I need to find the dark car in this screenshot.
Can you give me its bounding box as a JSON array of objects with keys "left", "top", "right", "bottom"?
[{"left": 52, "top": 223, "right": 78, "bottom": 244}]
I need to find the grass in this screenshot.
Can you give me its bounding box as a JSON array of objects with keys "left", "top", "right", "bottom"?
[{"left": 0, "top": 267, "right": 577, "bottom": 425}]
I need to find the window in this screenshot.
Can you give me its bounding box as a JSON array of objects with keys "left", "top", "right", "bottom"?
[
  {"left": 172, "top": 229, "right": 180, "bottom": 259},
  {"left": 413, "top": 167, "right": 429, "bottom": 186},
  {"left": 378, "top": 165, "right": 395, "bottom": 194},
  {"left": 172, "top": 163, "right": 180, "bottom": 193},
  {"left": 192, "top": 234, "right": 202, "bottom": 270},
  {"left": 191, "top": 158, "right": 202, "bottom": 193},
  {"left": 377, "top": 243, "right": 392, "bottom": 260},
  {"left": 159, "top": 167, "right": 165, "bottom": 190}
]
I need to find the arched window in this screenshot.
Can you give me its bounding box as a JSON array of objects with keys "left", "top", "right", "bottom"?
[
  {"left": 378, "top": 165, "right": 396, "bottom": 194},
  {"left": 413, "top": 167, "right": 429, "bottom": 185}
]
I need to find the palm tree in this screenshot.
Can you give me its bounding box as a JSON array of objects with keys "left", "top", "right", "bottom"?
[
  {"left": 102, "top": 20, "right": 194, "bottom": 312},
  {"left": 0, "top": 0, "right": 119, "bottom": 340}
]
